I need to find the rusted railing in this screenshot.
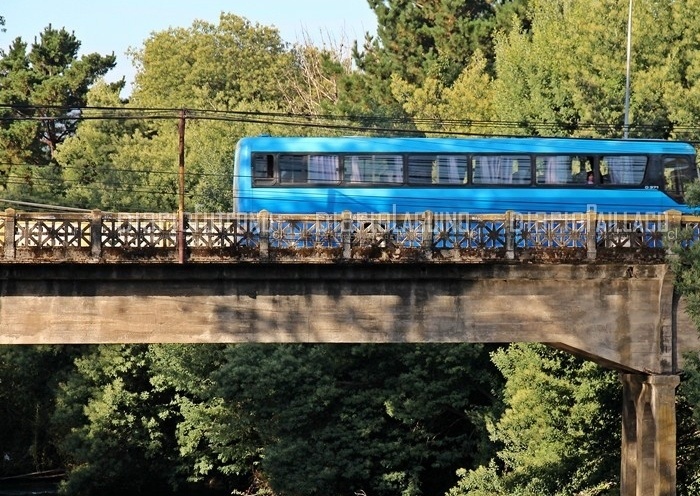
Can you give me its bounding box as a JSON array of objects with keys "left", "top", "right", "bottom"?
[{"left": 0, "top": 208, "right": 695, "bottom": 263}]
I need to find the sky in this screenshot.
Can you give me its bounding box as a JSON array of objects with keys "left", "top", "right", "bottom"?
[{"left": 1, "top": 0, "right": 377, "bottom": 95}]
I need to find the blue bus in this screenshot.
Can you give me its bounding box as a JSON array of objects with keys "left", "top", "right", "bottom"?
[{"left": 233, "top": 136, "right": 698, "bottom": 214}]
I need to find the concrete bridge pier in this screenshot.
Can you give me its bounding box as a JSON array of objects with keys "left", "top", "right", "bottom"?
[{"left": 620, "top": 373, "right": 680, "bottom": 496}]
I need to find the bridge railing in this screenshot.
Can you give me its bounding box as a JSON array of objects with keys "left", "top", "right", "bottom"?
[{"left": 0, "top": 208, "right": 696, "bottom": 263}]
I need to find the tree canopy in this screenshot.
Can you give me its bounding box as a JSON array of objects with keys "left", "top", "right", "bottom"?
[
  {"left": 448, "top": 344, "right": 621, "bottom": 496},
  {"left": 0, "top": 25, "right": 116, "bottom": 165},
  {"left": 0, "top": 25, "right": 116, "bottom": 206}
]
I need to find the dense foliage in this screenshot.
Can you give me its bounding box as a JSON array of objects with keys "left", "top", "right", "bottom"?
[
  {"left": 214, "top": 344, "right": 498, "bottom": 496},
  {"left": 2, "top": 0, "right": 700, "bottom": 494},
  {"left": 449, "top": 344, "right": 622, "bottom": 496},
  {"left": 0, "top": 346, "right": 86, "bottom": 475},
  {"left": 48, "top": 344, "right": 498, "bottom": 496},
  {"left": 0, "top": 25, "right": 115, "bottom": 204}
]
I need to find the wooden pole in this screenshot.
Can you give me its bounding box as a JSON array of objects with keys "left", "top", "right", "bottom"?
[{"left": 178, "top": 109, "right": 186, "bottom": 263}]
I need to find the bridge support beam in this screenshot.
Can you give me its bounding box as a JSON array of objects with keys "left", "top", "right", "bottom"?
[{"left": 620, "top": 373, "right": 680, "bottom": 496}]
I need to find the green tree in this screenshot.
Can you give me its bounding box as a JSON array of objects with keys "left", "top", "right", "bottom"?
[
  {"left": 213, "top": 344, "right": 499, "bottom": 496},
  {"left": 487, "top": 0, "right": 700, "bottom": 138},
  {"left": 0, "top": 25, "right": 116, "bottom": 164},
  {"left": 129, "top": 13, "right": 293, "bottom": 111},
  {"left": 57, "top": 13, "right": 339, "bottom": 213},
  {"left": 53, "top": 81, "right": 149, "bottom": 211},
  {"left": 657, "top": 0, "right": 700, "bottom": 141},
  {"left": 335, "top": 0, "right": 526, "bottom": 130},
  {"left": 361, "top": 0, "right": 526, "bottom": 86},
  {"left": 390, "top": 49, "right": 496, "bottom": 135},
  {"left": 675, "top": 359, "right": 700, "bottom": 496},
  {"left": 146, "top": 344, "right": 243, "bottom": 492},
  {"left": 0, "top": 25, "right": 115, "bottom": 206},
  {"left": 53, "top": 344, "right": 226, "bottom": 496},
  {"left": 489, "top": 0, "right": 597, "bottom": 136},
  {"left": 0, "top": 346, "right": 86, "bottom": 477},
  {"left": 283, "top": 41, "right": 353, "bottom": 115},
  {"left": 667, "top": 183, "right": 700, "bottom": 493},
  {"left": 449, "top": 344, "right": 620, "bottom": 496},
  {"left": 55, "top": 81, "right": 183, "bottom": 212},
  {"left": 55, "top": 345, "right": 163, "bottom": 495}
]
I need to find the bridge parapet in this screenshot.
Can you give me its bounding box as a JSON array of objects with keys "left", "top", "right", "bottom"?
[{"left": 0, "top": 208, "right": 696, "bottom": 263}]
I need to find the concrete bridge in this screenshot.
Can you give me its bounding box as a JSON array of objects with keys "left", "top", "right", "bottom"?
[{"left": 0, "top": 208, "right": 699, "bottom": 496}]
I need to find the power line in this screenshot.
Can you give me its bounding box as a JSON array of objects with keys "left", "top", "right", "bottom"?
[
  {"left": 3, "top": 103, "right": 700, "bottom": 138},
  {"left": 0, "top": 198, "right": 92, "bottom": 212}
]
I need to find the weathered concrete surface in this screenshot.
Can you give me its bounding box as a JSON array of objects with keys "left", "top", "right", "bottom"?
[
  {"left": 0, "top": 262, "right": 696, "bottom": 374},
  {"left": 621, "top": 374, "right": 681, "bottom": 496}
]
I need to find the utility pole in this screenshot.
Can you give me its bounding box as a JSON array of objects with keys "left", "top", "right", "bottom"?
[{"left": 178, "top": 109, "right": 186, "bottom": 263}]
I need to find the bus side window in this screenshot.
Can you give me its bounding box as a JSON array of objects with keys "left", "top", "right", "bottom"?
[
  {"left": 407, "top": 155, "right": 468, "bottom": 184},
  {"left": 308, "top": 155, "right": 340, "bottom": 184},
  {"left": 436, "top": 155, "right": 467, "bottom": 184},
  {"left": 279, "top": 154, "right": 308, "bottom": 184},
  {"left": 407, "top": 155, "right": 434, "bottom": 184},
  {"left": 536, "top": 155, "right": 598, "bottom": 185},
  {"left": 602, "top": 156, "right": 647, "bottom": 185},
  {"left": 571, "top": 156, "right": 594, "bottom": 184},
  {"left": 664, "top": 157, "right": 696, "bottom": 201},
  {"left": 511, "top": 158, "right": 532, "bottom": 184},
  {"left": 253, "top": 154, "right": 275, "bottom": 184},
  {"left": 536, "top": 156, "right": 571, "bottom": 184},
  {"left": 344, "top": 155, "right": 403, "bottom": 184}
]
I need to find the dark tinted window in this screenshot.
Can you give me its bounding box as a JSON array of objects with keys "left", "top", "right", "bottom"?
[
  {"left": 664, "top": 157, "right": 696, "bottom": 200},
  {"left": 407, "top": 155, "right": 467, "bottom": 184}
]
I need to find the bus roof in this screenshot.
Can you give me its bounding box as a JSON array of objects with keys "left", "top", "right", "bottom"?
[{"left": 236, "top": 136, "right": 696, "bottom": 156}]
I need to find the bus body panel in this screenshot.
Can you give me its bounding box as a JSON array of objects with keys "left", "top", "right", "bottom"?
[{"left": 233, "top": 136, "right": 697, "bottom": 214}]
